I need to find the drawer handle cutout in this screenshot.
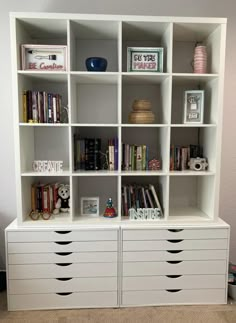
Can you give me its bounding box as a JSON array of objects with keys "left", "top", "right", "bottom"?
[
  {"left": 55, "top": 252, "right": 72, "bottom": 256},
  {"left": 166, "top": 289, "right": 182, "bottom": 293},
  {"left": 55, "top": 231, "right": 71, "bottom": 234},
  {"left": 166, "top": 275, "right": 182, "bottom": 279},
  {"left": 167, "top": 240, "right": 183, "bottom": 243},
  {"left": 56, "top": 263, "right": 72, "bottom": 267},
  {"left": 55, "top": 241, "right": 72, "bottom": 245},
  {"left": 167, "top": 250, "right": 183, "bottom": 254},
  {"left": 168, "top": 229, "right": 183, "bottom": 233},
  {"left": 56, "top": 292, "right": 72, "bottom": 296},
  {"left": 167, "top": 261, "right": 182, "bottom": 264},
  {"left": 56, "top": 278, "right": 72, "bottom": 281}
]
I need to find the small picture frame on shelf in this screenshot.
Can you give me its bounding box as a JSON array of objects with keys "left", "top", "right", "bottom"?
[
  {"left": 183, "top": 90, "right": 204, "bottom": 124},
  {"left": 21, "top": 44, "right": 67, "bottom": 71},
  {"left": 127, "top": 47, "right": 163, "bottom": 72},
  {"left": 81, "top": 197, "right": 99, "bottom": 217}
]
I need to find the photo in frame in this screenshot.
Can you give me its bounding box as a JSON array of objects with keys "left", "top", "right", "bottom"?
[
  {"left": 81, "top": 197, "right": 99, "bottom": 216},
  {"left": 183, "top": 90, "right": 204, "bottom": 124}
]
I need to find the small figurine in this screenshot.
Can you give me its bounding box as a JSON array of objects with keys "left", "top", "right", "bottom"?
[{"left": 103, "top": 197, "right": 117, "bottom": 218}]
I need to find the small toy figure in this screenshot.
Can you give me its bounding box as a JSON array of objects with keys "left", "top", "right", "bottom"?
[
  {"left": 103, "top": 197, "right": 117, "bottom": 218},
  {"left": 53, "top": 184, "right": 70, "bottom": 214}
]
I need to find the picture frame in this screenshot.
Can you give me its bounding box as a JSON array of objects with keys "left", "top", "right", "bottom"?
[
  {"left": 127, "top": 47, "right": 163, "bottom": 72},
  {"left": 21, "top": 44, "right": 67, "bottom": 71},
  {"left": 81, "top": 197, "right": 99, "bottom": 216},
  {"left": 183, "top": 90, "right": 204, "bottom": 124}
]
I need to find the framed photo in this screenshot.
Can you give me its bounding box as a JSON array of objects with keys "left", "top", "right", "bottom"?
[
  {"left": 81, "top": 197, "right": 99, "bottom": 216},
  {"left": 127, "top": 47, "right": 163, "bottom": 72},
  {"left": 21, "top": 44, "right": 67, "bottom": 71},
  {"left": 183, "top": 90, "right": 204, "bottom": 124}
]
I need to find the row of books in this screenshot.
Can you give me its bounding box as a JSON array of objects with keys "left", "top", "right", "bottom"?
[
  {"left": 122, "top": 184, "right": 163, "bottom": 217},
  {"left": 31, "top": 182, "right": 61, "bottom": 213},
  {"left": 170, "top": 144, "right": 203, "bottom": 171},
  {"left": 23, "top": 90, "right": 62, "bottom": 123},
  {"left": 74, "top": 136, "right": 118, "bottom": 171},
  {"left": 122, "top": 144, "right": 149, "bottom": 171}
]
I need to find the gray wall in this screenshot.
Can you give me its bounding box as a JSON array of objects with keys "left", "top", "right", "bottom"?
[{"left": 0, "top": 0, "right": 236, "bottom": 268}]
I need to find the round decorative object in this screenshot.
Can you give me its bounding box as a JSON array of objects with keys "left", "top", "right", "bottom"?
[
  {"left": 129, "top": 99, "right": 155, "bottom": 124},
  {"left": 148, "top": 159, "right": 161, "bottom": 170},
  {"left": 132, "top": 99, "right": 152, "bottom": 111},
  {"left": 193, "top": 45, "right": 207, "bottom": 74},
  {"left": 85, "top": 57, "right": 107, "bottom": 72},
  {"left": 103, "top": 197, "right": 117, "bottom": 218}
]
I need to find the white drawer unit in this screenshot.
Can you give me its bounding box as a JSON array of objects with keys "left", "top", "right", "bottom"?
[
  {"left": 6, "top": 226, "right": 119, "bottom": 310},
  {"left": 121, "top": 225, "right": 230, "bottom": 307},
  {"left": 5, "top": 222, "right": 230, "bottom": 309}
]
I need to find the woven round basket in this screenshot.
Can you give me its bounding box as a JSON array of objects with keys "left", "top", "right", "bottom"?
[
  {"left": 132, "top": 99, "right": 151, "bottom": 111},
  {"left": 129, "top": 111, "right": 155, "bottom": 124}
]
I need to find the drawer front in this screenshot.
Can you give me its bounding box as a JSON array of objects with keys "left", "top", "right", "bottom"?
[
  {"left": 123, "top": 275, "right": 226, "bottom": 291},
  {"left": 8, "top": 241, "right": 118, "bottom": 253},
  {"left": 123, "top": 249, "right": 227, "bottom": 262},
  {"left": 123, "top": 260, "right": 227, "bottom": 276},
  {"left": 9, "top": 277, "right": 117, "bottom": 294},
  {"left": 9, "top": 291, "right": 117, "bottom": 310},
  {"left": 123, "top": 228, "right": 228, "bottom": 240},
  {"left": 122, "top": 289, "right": 226, "bottom": 306},
  {"left": 8, "top": 252, "right": 117, "bottom": 264},
  {"left": 9, "top": 263, "right": 117, "bottom": 279},
  {"left": 8, "top": 230, "right": 118, "bottom": 242},
  {"left": 123, "top": 239, "right": 228, "bottom": 251}
]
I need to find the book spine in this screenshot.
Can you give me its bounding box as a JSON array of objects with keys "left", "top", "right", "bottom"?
[
  {"left": 95, "top": 138, "right": 101, "bottom": 170},
  {"left": 26, "top": 90, "right": 32, "bottom": 121},
  {"left": 48, "top": 93, "right": 53, "bottom": 123},
  {"left": 32, "top": 91, "right": 38, "bottom": 122},
  {"left": 31, "top": 185, "right": 36, "bottom": 211},
  {"left": 146, "top": 188, "right": 154, "bottom": 208},
  {"left": 84, "top": 138, "right": 89, "bottom": 170},
  {"left": 142, "top": 145, "right": 146, "bottom": 170},
  {"left": 80, "top": 139, "right": 85, "bottom": 170},
  {"left": 114, "top": 137, "right": 118, "bottom": 171},
  {"left": 122, "top": 143, "right": 125, "bottom": 170},
  {"left": 43, "top": 91, "right": 47, "bottom": 123},
  {"left": 141, "top": 187, "right": 148, "bottom": 208},
  {"left": 53, "top": 95, "right": 57, "bottom": 123},
  {"left": 170, "top": 145, "right": 174, "bottom": 171},
  {"left": 125, "top": 144, "right": 129, "bottom": 171},
  {"left": 87, "top": 138, "right": 95, "bottom": 170},
  {"left": 129, "top": 145, "right": 132, "bottom": 171},
  {"left": 136, "top": 145, "right": 142, "bottom": 171},
  {"left": 123, "top": 185, "right": 128, "bottom": 216},
  {"left": 23, "top": 90, "right": 27, "bottom": 122}
]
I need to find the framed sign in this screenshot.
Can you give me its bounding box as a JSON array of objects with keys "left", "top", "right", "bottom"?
[
  {"left": 21, "top": 44, "right": 67, "bottom": 71},
  {"left": 183, "top": 90, "right": 204, "bottom": 124},
  {"left": 81, "top": 197, "right": 99, "bottom": 217},
  {"left": 127, "top": 47, "right": 163, "bottom": 72}
]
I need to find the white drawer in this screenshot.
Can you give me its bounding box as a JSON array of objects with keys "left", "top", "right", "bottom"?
[
  {"left": 9, "top": 263, "right": 117, "bottom": 279},
  {"left": 123, "top": 239, "right": 228, "bottom": 251},
  {"left": 8, "top": 251, "right": 117, "bottom": 264},
  {"left": 122, "top": 289, "right": 226, "bottom": 306},
  {"left": 123, "top": 228, "right": 228, "bottom": 240},
  {"left": 7, "top": 230, "right": 117, "bottom": 242},
  {"left": 9, "top": 277, "right": 117, "bottom": 294},
  {"left": 123, "top": 275, "right": 226, "bottom": 291},
  {"left": 123, "top": 260, "right": 226, "bottom": 276},
  {"left": 8, "top": 241, "right": 117, "bottom": 253},
  {"left": 9, "top": 291, "right": 117, "bottom": 310},
  {"left": 123, "top": 249, "right": 227, "bottom": 262}
]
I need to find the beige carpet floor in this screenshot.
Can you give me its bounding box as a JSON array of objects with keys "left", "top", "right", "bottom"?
[{"left": 1, "top": 291, "right": 236, "bottom": 323}]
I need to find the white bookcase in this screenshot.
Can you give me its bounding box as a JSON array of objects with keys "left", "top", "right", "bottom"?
[
  {"left": 10, "top": 13, "right": 226, "bottom": 225},
  {"left": 6, "top": 13, "right": 230, "bottom": 310}
]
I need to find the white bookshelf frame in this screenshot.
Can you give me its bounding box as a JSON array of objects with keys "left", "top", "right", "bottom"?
[{"left": 10, "top": 13, "right": 227, "bottom": 226}]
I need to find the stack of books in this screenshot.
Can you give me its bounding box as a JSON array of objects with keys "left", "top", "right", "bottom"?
[
  {"left": 122, "top": 144, "right": 149, "bottom": 171},
  {"left": 31, "top": 182, "right": 60, "bottom": 214},
  {"left": 170, "top": 144, "right": 203, "bottom": 171},
  {"left": 74, "top": 136, "right": 118, "bottom": 171},
  {"left": 121, "top": 184, "right": 163, "bottom": 218},
  {"left": 23, "top": 90, "right": 62, "bottom": 123}
]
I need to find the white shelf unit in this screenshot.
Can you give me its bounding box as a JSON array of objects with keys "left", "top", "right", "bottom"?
[{"left": 10, "top": 13, "right": 226, "bottom": 225}]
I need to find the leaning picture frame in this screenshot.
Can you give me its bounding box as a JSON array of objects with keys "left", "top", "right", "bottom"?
[
  {"left": 81, "top": 197, "right": 99, "bottom": 217},
  {"left": 183, "top": 90, "right": 204, "bottom": 124}
]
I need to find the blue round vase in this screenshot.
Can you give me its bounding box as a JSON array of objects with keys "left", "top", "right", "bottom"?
[{"left": 85, "top": 57, "right": 108, "bottom": 72}]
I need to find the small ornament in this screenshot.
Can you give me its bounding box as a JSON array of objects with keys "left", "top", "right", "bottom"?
[
  {"left": 148, "top": 159, "right": 161, "bottom": 170},
  {"left": 129, "top": 99, "right": 155, "bottom": 124},
  {"left": 103, "top": 197, "right": 117, "bottom": 218},
  {"left": 193, "top": 44, "right": 207, "bottom": 74}
]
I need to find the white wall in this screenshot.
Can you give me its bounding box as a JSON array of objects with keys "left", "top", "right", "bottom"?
[{"left": 0, "top": 0, "right": 236, "bottom": 268}]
